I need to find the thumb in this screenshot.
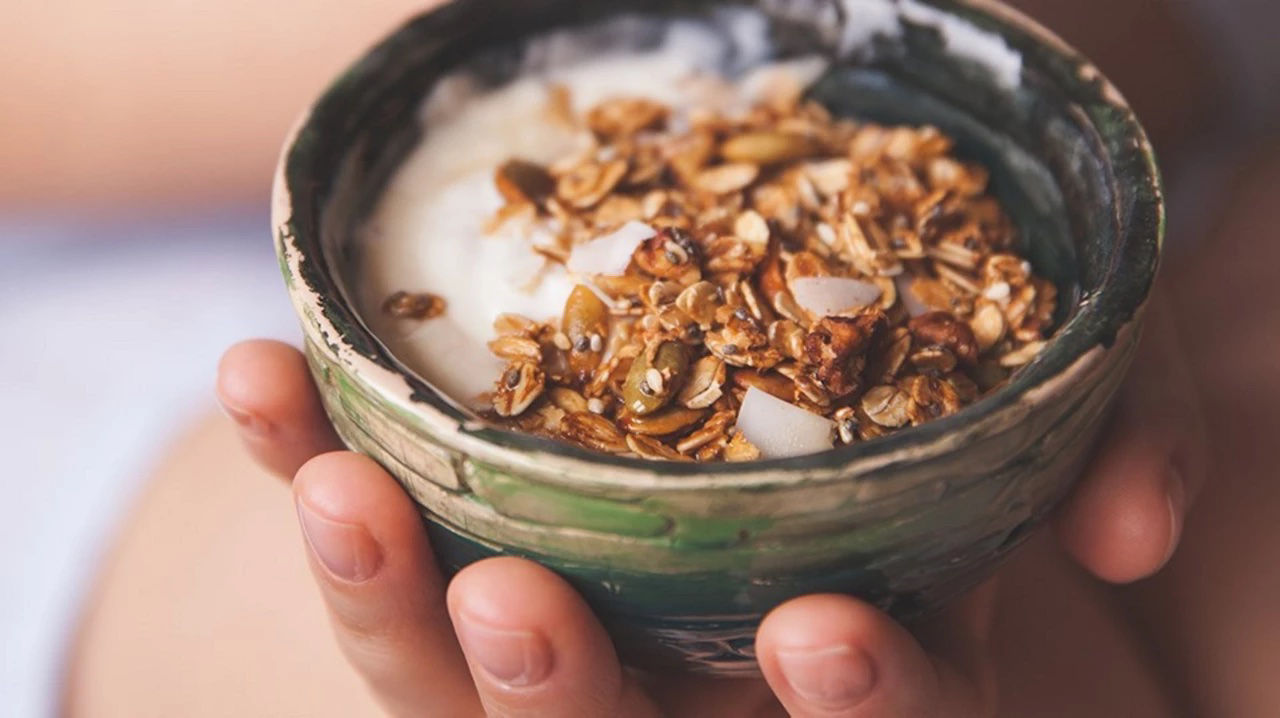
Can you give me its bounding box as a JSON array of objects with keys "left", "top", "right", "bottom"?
[{"left": 756, "top": 581, "right": 998, "bottom": 717}]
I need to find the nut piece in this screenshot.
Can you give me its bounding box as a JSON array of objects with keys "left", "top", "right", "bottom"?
[
  {"left": 492, "top": 362, "right": 545, "bottom": 417},
  {"left": 802, "top": 311, "right": 887, "bottom": 397},
  {"left": 908, "top": 312, "right": 979, "bottom": 366},
  {"left": 383, "top": 291, "right": 447, "bottom": 320}
]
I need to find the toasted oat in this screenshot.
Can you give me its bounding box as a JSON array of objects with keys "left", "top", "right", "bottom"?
[
  {"left": 558, "top": 159, "right": 629, "bottom": 209},
  {"left": 695, "top": 163, "right": 760, "bottom": 195},
  {"left": 721, "top": 131, "right": 816, "bottom": 165},
  {"left": 587, "top": 98, "right": 668, "bottom": 139},
  {"left": 492, "top": 362, "right": 545, "bottom": 418},
  {"left": 562, "top": 411, "right": 628, "bottom": 453},
  {"left": 488, "top": 335, "right": 543, "bottom": 363},
  {"left": 627, "top": 433, "right": 692, "bottom": 461}
]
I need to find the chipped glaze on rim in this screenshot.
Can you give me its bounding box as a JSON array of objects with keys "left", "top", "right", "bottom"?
[{"left": 272, "top": 0, "right": 1162, "bottom": 493}]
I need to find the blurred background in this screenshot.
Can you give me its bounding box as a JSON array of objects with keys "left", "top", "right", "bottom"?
[{"left": 0, "top": 1, "right": 1275, "bottom": 716}]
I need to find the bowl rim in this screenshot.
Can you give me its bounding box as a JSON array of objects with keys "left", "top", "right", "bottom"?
[{"left": 272, "top": 0, "right": 1163, "bottom": 491}]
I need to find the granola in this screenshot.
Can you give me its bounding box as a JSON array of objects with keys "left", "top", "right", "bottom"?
[{"left": 384, "top": 81, "right": 1058, "bottom": 461}]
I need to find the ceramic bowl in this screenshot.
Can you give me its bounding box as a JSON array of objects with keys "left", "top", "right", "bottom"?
[{"left": 272, "top": 0, "right": 1162, "bottom": 675}]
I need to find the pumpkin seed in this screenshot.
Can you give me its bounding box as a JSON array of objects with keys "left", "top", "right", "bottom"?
[{"left": 622, "top": 341, "right": 692, "bottom": 415}]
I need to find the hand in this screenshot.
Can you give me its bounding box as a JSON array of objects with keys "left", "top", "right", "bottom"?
[{"left": 215, "top": 293, "right": 1205, "bottom": 716}]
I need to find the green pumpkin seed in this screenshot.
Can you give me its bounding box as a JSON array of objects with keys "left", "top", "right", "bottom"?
[{"left": 622, "top": 341, "right": 691, "bottom": 415}]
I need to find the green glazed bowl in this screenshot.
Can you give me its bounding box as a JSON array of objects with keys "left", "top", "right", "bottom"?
[{"left": 272, "top": 0, "right": 1162, "bottom": 675}]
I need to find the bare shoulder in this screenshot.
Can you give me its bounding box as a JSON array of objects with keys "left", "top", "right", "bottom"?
[{"left": 64, "top": 412, "right": 382, "bottom": 718}]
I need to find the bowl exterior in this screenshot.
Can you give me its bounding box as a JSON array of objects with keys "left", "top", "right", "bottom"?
[{"left": 296, "top": 323, "right": 1137, "bottom": 674}]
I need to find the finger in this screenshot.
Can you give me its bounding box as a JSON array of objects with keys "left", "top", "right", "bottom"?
[
  {"left": 446, "top": 557, "right": 661, "bottom": 718},
  {"left": 1054, "top": 295, "right": 1210, "bottom": 583},
  {"left": 217, "top": 339, "right": 342, "bottom": 478},
  {"left": 294, "top": 451, "right": 480, "bottom": 717},
  {"left": 757, "top": 584, "right": 998, "bottom": 718}
]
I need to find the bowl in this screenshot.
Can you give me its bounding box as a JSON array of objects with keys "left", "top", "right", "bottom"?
[{"left": 272, "top": 0, "right": 1162, "bottom": 675}]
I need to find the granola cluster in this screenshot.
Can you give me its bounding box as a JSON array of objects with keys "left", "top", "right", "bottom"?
[{"left": 387, "top": 80, "right": 1057, "bottom": 461}]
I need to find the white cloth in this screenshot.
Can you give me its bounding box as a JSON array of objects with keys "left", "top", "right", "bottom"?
[{"left": 0, "top": 215, "right": 297, "bottom": 718}]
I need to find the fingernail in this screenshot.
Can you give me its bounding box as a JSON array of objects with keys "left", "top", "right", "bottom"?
[
  {"left": 776, "top": 644, "right": 876, "bottom": 709},
  {"left": 218, "top": 398, "right": 272, "bottom": 437},
  {"left": 455, "top": 612, "right": 552, "bottom": 688},
  {"left": 296, "top": 498, "right": 382, "bottom": 583},
  {"left": 1162, "top": 464, "right": 1187, "bottom": 567}
]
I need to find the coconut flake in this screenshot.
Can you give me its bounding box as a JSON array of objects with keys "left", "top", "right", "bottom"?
[
  {"left": 736, "top": 387, "right": 836, "bottom": 459},
  {"left": 566, "top": 221, "right": 654, "bottom": 276},
  {"left": 791, "top": 276, "right": 883, "bottom": 317},
  {"left": 896, "top": 275, "right": 929, "bottom": 317}
]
